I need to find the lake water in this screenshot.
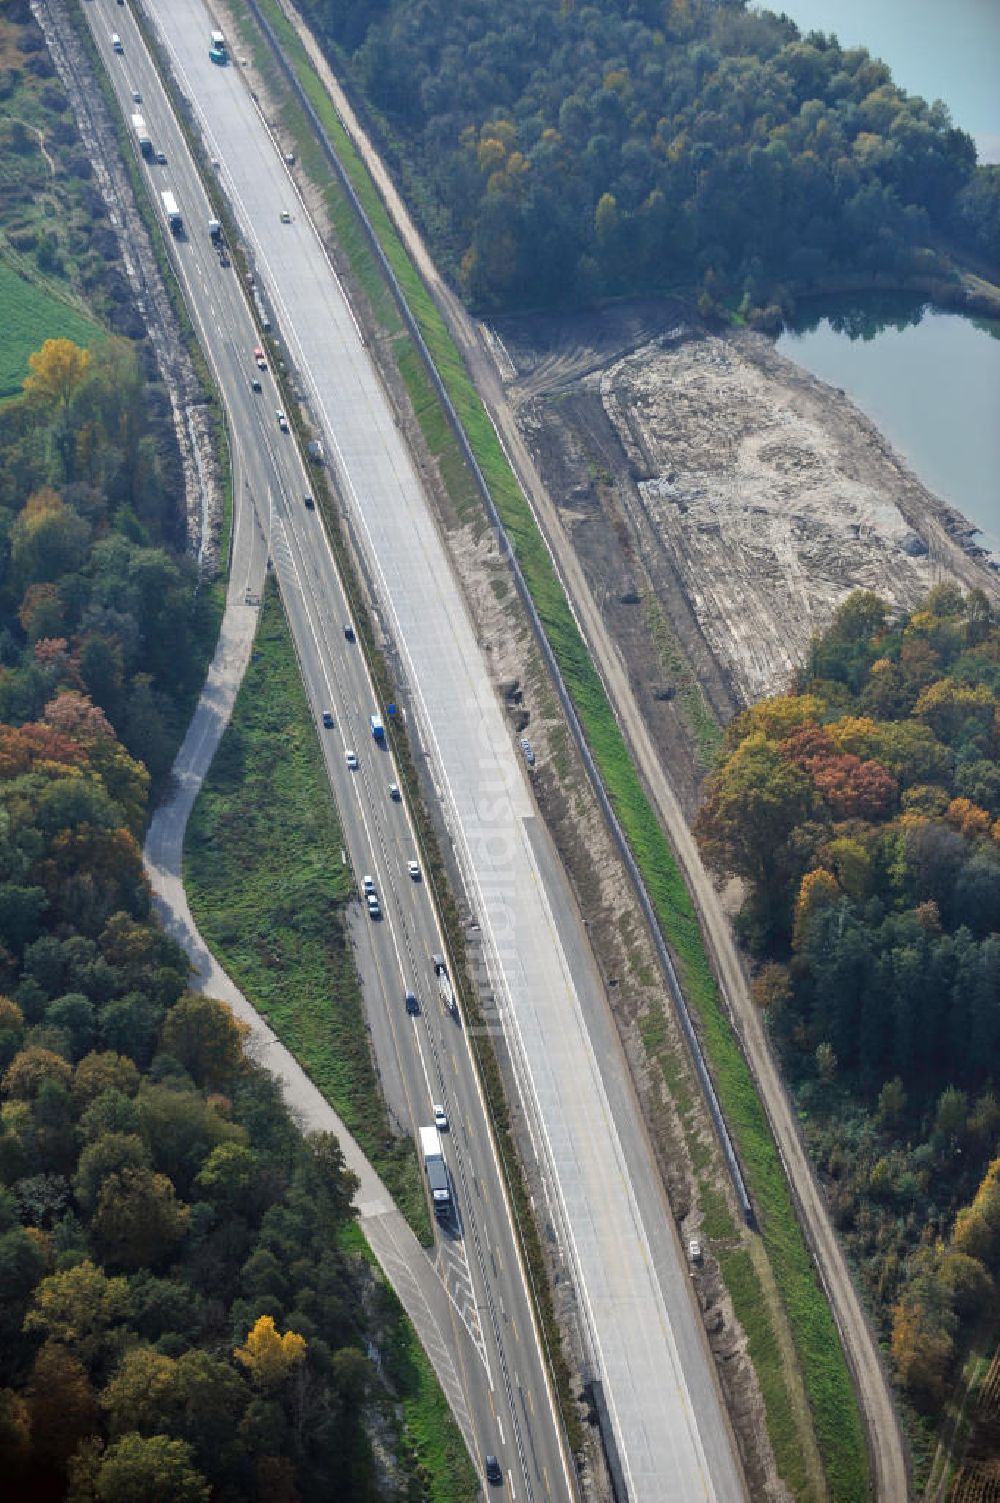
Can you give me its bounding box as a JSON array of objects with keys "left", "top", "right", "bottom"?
[
  {"left": 763, "top": 4, "right": 1000, "bottom": 551},
  {"left": 777, "top": 302, "right": 1000, "bottom": 553},
  {"left": 758, "top": 0, "right": 1000, "bottom": 163}
]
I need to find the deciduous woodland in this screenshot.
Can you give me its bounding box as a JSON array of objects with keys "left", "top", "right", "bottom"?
[
  {"left": 0, "top": 340, "right": 409, "bottom": 1501},
  {"left": 303, "top": 0, "right": 1000, "bottom": 314},
  {"left": 0, "top": 339, "right": 209, "bottom": 791},
  {"left": 697, "top": 587, "right": 1000, "bottom": 1453}
]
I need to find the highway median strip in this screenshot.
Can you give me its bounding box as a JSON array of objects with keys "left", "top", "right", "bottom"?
[{"left": 232, "top": 2, "right": 870, "bottom": 1496}]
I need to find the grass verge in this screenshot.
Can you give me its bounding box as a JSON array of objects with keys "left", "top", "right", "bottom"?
[
  {"left": 236, "top": 5, "right": 869, "bottom": 1494},
  {"left": 340, "top": 1222, "right": 478, "bottom": 1503},
  {"left": 185, "top": 579, "right": 431, "bottom": 1242}
]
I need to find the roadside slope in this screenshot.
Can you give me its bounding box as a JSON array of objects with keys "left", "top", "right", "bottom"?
[
  {"left": 142, "top": 464, "right": 479, "bottom": 1463},
  {"left": 281, "top": 7, "right": 908, "bottom": 1497}
]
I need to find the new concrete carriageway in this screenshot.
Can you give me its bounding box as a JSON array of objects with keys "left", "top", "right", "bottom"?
[{"left": 134, "top": 1, "right": 747, "bottom": 1497}]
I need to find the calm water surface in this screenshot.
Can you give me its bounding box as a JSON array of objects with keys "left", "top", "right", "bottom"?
[
  {"left": 763, "top": 4, "right": 1000, "bottom": 549},
  {"left": 759, "top": 0, "right": 1000, "bottom": 162},
  {"left": 778, "top": 304, "right": 1000, "bottom": 553}
]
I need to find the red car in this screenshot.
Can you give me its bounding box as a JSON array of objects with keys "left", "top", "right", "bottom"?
[{"left": 253, "top": 346, "right": 267, "bottom": 370}]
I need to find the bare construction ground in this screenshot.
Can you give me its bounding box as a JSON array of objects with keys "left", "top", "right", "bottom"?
[{"left": 499, "top": 305, "right": 995, "bottom": 762}]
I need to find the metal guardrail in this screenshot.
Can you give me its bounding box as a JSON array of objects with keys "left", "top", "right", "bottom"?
[{"left": 245, "top": 0, "right": 755, "bottom": 1230}]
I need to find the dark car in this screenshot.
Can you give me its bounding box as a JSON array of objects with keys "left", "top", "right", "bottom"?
[
  {"left": 321, "top": 710, "right": 333, "bottom": 728},
  {"left": 343, "top": 622, "right": 355, "bottom": 642},
  {"left": 404, "top": 991, "right": 420, "bottom": 1016},
  {"left": 485, "top": 1455, "right": 502, "bottom": 1486},
  {"left": 304, "top": 494, "right": 315, "bottom": 510},
  {"left": 250, "top": 376, "right": 261, "bottom": 393}
]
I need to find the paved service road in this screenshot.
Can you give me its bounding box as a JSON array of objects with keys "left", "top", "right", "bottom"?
[{"left": 97, "top": 0, "right": 746, "bottom": 1497}]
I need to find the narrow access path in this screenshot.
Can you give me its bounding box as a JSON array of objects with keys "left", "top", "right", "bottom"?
[
  {"left": 285, "top": 9, "right": 909, "bottom": 1496},
  {"left": 143, "top": 478, "right": 477, "bottom": 1458}
]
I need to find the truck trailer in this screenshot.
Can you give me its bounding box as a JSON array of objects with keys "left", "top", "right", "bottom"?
[
  {"left": 432, "top": 954, "right": 457, "bottom": 1015},
  {"left": 131, "top": 113, "right": 152, "bottom": 159},
  {"left": 161, "top": 190, "right": 183, "bottom": 235},
  {"left": 419, "top": 1125, "right": 452, "bottom": 1217}
]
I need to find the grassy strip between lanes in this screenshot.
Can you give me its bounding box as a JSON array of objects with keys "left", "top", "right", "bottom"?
[
  {"left": 244, "top": 5, "right": 869, "bottom": 1496},
  {"left": 340, "top": 1222, "right": 478, "bottom": 1503},
  {"left": 184, "top": 579, "right": 431, "bottom": 1244}
]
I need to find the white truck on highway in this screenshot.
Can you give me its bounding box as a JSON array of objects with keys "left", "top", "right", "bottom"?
[
  {"left": 419, "top": 1125, "right": 452, "bottom": 1217},
  {"left": 131, "top": 113, "right": 152, "bottom": 159},
  {"left": 432, "top": 953, "right": 457, "bottom": 1015},
  {"left": 161, "top": 190, "right": 183, "bottom": 235}
]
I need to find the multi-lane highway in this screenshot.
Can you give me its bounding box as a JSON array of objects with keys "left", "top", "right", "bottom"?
[
  {"left": 84, "top": 3, "right": 575, "bottom": 1496},
  {"left": 87, "top": 1, "right": 748, "bottom": 1498}
]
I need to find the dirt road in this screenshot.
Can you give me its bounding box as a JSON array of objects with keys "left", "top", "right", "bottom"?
[{"left": 284, "top": 9, "right": 910, "bottom": 1496}]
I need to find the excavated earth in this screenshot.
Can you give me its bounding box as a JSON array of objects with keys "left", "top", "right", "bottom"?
[{"left": 496, "top": 302, "right": 996, "bottom": 794}]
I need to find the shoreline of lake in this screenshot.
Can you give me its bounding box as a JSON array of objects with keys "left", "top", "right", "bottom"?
[
  {"left": 776, "top": 298, "right": 1000, "bottom": 561},
  {"left": 756, "top": 0, "right": 1000, "bottom": 165}
]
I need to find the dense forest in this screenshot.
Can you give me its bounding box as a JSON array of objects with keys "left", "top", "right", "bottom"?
[
  {"left": 0, "top": 339, "right": 439, "bottom": 1498},
  {"left": 302, "top": 0, "right": 1000, "bottom": 314},
  {"left": 0, "top": 338, "right": 209, "bottom": 792},
  {"left": 697, "top": 586, "right": 1000, "bottom": 1426},
  {"left": 0, "top": 705, "right": 385, "bottom": 1501}
]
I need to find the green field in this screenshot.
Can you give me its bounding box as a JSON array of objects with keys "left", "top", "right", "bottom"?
[
  {"left": 0, "top": 260, "right": 101, "bottom": 401},
  {"left": 185, "top": 581, "right": 431, "bottom": 1242}
]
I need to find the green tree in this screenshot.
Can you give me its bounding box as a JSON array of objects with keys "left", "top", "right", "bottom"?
[
  {"left": 10, "top": 489, "right": 90, "bottom": 587},
  {"left": 72, "top": 1132, "right": 150, "bottom": 1215},
  {"left": 159, "top": 995, "right": 246, "bottom": 1091},
  {"left": 136, "top": 1082, "right": 245, "bottom": 1196},
  {"left": 934, "top": 1086, "right": 969, "bottom": 1143},
  {"left": 91, "top": 1433, "right": 210, "bottom": 1503},
  {"left": 92, "top": 1167, "right": 190, "bottom": 1271},
  {"left": 953, "top": 1157, "right": 1000, "bottom": 1271},
  {"left": 171, "top": 1350, "right": 249, "bottom": 1474},
  {"left": 938, "top": 1250, "right": 993, "bottom": 1318},
  {"left": 24, "top": 1261, "right": 133, "bottom": 1367},
  {"left": 193, "top": 1141, "right": 258, "bottom": 1214},
  {"left": 101, "top": 1347, "right": 179, "bottom": 1437},
  {"left": 876, "top": 1077, "right": 907, "bottom": 1132}
]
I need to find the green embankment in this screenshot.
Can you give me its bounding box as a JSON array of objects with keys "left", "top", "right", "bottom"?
[
  {"left": 0, "top": 260, "right": 102, "bottom": 401},
  {"left": 185, "top": 581, "right": 431, "bottom": 1244},
  {"left": 238, "top": 4, "right": 870, "bottom": 1495},
  {"left": 339, "top": 1223, "right": 478, "bottom": 1502}
]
